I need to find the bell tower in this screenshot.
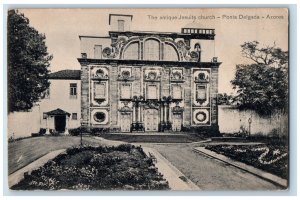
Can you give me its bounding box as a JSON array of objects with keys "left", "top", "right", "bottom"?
[{"left": 109, "top": 14, "right": 133, "bottom": 32}]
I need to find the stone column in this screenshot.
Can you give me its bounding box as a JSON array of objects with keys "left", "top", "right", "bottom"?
[
  {"left": 167, "top": 103, "right": 170, "bottom": 122},
  {"left": 164, "top": 103, "right": 168, "bottom": 122},
  {"left": 45, "top": 116, "right": 50, "bottom": 135},
  {"left": 138, "top": 103, "right": 141, "bottom": 122},
  {"left": 132, "top": 104, "right": 136, "bottom": 122},
  {"left": 64, "top": 115, "right": 70, "bottom": 136}
]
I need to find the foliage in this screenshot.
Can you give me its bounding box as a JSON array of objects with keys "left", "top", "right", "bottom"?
[
  {"left": 69, "top": 127, "right": 110, "bottom": 136},
  {"left": 217, "top": 93, "right": 235, "bottom": 105},
  {"left": 7, "top": 10, "right": 52, "bottom": 112},
  {"left": 11, "top": 145, "right": 169, "bottom": 190},
  {"left": 241, "top": 41, "right": 288, "bottom": 66},
  {"left": 205, "top": 144, "right": 288, "bottom": 179},
  {"left": 231, "top": 41, "right": 288, "bottom": 115}
]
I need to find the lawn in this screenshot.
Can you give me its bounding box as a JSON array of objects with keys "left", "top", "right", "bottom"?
[
  {"left": 205, "top": 144, "right": 288, "bottom": 179},
  {"left": 8, "top": 136, "right": 123, "bottom": 175},
  {"left": 11, "top": 144, "right": 169, "bottom": 190}
]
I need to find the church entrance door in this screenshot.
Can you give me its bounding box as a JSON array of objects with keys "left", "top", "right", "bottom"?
[
  {"left": 120, "top": 113, "right": 131, "bottom": 132},
  {"left": 144, "top": 109, "right": 159, "bottom": 132}
]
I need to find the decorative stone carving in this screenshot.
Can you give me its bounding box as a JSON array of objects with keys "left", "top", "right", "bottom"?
[
  {"left": 194, "top": 71, "right": 210, "bottom": 83},
  {"left": 170, "top": 68, "right": 184, "bottom": 82},
  {"left": 102, "top": 36, "right": 128, "bottom": 59},
  {"left": 172, "top": 105, "right": 184, "bottom": 114},
  {"left": 91, "top": 66, "right": 109, "bottom": 80},
  {"left": 176, "top": 40, "right": 199, "bottom": 62},
  {"left": 144, "top": 100, "right": 160, "bottom": 110},
  {"left": 144, "top": 68, "right": 161, "bottom": 81},
  {"left": 118, "top": 67, "right": 134, "bottom": 81}
]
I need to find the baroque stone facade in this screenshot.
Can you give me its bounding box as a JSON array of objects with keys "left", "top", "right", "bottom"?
[{"left": 78, "top": 14, "right": 221, "bottom": 134}]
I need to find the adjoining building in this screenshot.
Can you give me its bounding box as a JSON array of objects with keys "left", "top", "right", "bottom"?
[
  {"left": 40, "top": 70, "right": 81, "bottom": 134},
  {"left": 8, "top": 70, "right": 81, "bottom": 138},
  {"left": 78, "top": 14, "right": 221, "bottom": 133}
]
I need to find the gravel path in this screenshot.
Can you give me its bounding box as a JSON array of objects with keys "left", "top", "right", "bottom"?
[{"left": 139, "top": 143, "right": 281, "bottom": 191}]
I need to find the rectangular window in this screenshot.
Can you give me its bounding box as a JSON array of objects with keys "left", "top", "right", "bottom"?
[
  {"left": 70, "top": 83, "right": 77, "bottom": 99},
  {"left": 147, "top": 85, "right": 158, "bottom": 99},
  {"left": 120, "top": 84, "right": 131, "bottom": 99},
  {"left": 43, "top": 112, "right": 47, "bottom": 119},
  {"left": 94, "top": 82, "right": 106, "bottom": 99},
  {"left": 172, "top": 85, "right": 182, "bottom": 99},
  {"left": 118, "top": 20, "right": 125, "bottom": 32},
  {"left": 72, "top": 113, "right": 77, "bottom": 120},
  {"left": 94, "top": 45, "right": 102, "bottom": 59},
  {"left": 196, "top": 85, "right": 207, "bottom": 100}
]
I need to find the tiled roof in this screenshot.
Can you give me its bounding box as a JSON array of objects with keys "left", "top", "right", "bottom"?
[{"left": 49, "top": 70, "right": 81, "bottom": 80}]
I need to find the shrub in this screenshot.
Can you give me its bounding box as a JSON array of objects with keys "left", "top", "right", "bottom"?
[
  {"left": 11, "top": 144, "right": 170, "bottom": 190},
  {"left": 69, "top": 127, "right": 93, "bottom": 136},
  {"left": 91, "top": 128, "right": 109, "bottom": 135},
  {"left": 39, "top": 128, "right": 46, "bottom": 135}
]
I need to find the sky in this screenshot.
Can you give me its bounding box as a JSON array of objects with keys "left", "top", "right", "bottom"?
[{"left": 19, "top": 8, "right": 288, "bottom": 94}]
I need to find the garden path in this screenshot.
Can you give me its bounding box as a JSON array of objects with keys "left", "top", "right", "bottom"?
[{"left": 138, "top": 143, "right": 282, "bottom": 190}]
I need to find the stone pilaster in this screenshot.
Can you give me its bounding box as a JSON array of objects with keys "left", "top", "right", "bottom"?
[
  {"left": 210, "top": 67, "right": 219, "bottom": 132},
  {"left": 80, "top": 64, "right": 89, "bottom": 128},
  {"left": 110, "top": 66, "right": 118, "bottom": 128},
  {"left": 183, "top": 67, "right": 192, "bottom": 127}
]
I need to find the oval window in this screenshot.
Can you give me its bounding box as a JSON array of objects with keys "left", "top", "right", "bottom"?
[
  {"left": 196, "top": 111, "right": 207, "bottom": 122},
  {"left": 93, "top": 112, "right": 106, "bottom": 122}
]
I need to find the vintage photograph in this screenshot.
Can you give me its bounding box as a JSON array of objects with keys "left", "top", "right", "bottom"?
[{"left": 7, "top": 8, "right": 289, "bottom": 191}]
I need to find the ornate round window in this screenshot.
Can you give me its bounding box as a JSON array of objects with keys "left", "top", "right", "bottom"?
[
  {"left": 93, "top": 112, "right": 106, "bottom": 123},
  {"left": 96, "top": 69, "right": 104, "bottom": 77},
  {"left": 196, "top": 111, "right": 207, "bottom": 122}
]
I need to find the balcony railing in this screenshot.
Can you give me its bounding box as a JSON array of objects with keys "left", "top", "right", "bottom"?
[{"left": 181, "top": 28, "right": 215, "bottom": 35}]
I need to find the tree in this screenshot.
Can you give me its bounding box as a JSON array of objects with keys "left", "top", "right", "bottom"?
[
  {"left": 241, "top": 41, "right": 288, "bottom": 67},
  {"left": 231, "top": 41, "right": 288, "bottom": 115},
  {"left": 8, "top": 10, "right": 52, "bottom": 112},
  {"left": 217, "top": 93, "right": 234, "bottom": 105}
]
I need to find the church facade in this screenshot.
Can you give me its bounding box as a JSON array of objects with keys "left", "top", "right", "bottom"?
[{"left": 78, "top": 14, "right": 221, "bottom": 133}]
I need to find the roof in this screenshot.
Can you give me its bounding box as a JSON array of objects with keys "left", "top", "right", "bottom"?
[
  {"left": 46, "top": 108, "right": 70, "bottom": 116},
  {"left": 48, "top": 70, "right": 81, "bottom": 80}
]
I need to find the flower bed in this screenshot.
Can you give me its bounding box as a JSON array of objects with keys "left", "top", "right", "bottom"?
[
  {"left": 205, "top": 144, "right": 288, "bottom": 179},
  {"left": 11, "top": 144, "right": 169, "bottom": 190}
]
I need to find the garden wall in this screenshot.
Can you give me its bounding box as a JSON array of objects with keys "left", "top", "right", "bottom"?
[
  {"left": 8, "top": 106, "right": 40, "bottom": 139},
  {"left": 218, "top": 105, "right": 288, "bottom": 136}
]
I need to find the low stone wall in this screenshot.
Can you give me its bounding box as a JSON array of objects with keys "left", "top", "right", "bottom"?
[{"left": 218, "top": 105, "right": 288, "bottom": 136}]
